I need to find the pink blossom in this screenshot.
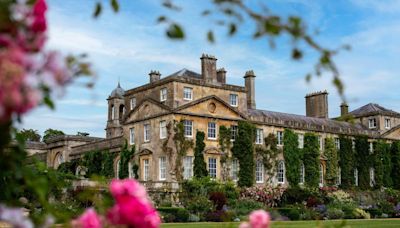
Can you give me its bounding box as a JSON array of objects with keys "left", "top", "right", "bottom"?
[
  {"left": 249, "top": 210, "right": 271, "bottom": 228},
  {"left": 31, "top": 0, "right": 47, "bottom": 33},
  {"left": 110, "top": 179, "right": 148, "bottom": 204},
  {"left": 72, "top": 208, "right": 102, "bottom": 228}
]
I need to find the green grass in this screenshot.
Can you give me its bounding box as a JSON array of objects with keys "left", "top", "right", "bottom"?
[{"left": 161, "top": 219, "right": 400, "bottom": 228}]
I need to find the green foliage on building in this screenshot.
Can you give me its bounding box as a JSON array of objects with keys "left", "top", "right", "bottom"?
[
  {"left": 256, "top": 133, "right": 280, "bottom": 179},
  {"left": 119, "top": 143, "right": 136, "bottom": 179},
  {"left": 303, "top": 133, "right": 319, "bottom": 188},
  {"left": 174, "top": 121, "right": 194, "bottom": 181},
  {"left": 391, "top": 141, "right": 400, "bottom": 189},
  {"left": 83, "top": 150, "right": 103, "bottom": 177},
  {"left": 339, "top": 136, "right": 354, "bottom": 189},
  {"left": 354, "top": 135, "right": 370, "bottom": 190},
  {"left": 194, "top": 131, "right": 208, "bottom": 178},
  {"left": 374, "top": 141, "right": 392, "bottom": 188},
  {"left": 283, "top": 129, "right": 300, "bottom": 186},
  {"left": 232, "top": 121, "right": 255, "bottom": 187},
  {"left": 324, "top": 137, "right": 338, "bottom": 186}
]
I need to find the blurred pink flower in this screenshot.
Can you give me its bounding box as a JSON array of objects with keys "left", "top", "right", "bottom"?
[
  {"left": 249, "top": 210, "right": 271, "bottom": 228},
  {"left": 72, "top": 208, "right": 102, "bottom": 228},
  {"left": 31, "top": 0, "right": 47, "bottom": 33}
]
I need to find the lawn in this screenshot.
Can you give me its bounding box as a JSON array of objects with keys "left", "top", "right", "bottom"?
[{"left": 161, "top": 219, "right": 400, "bottom": 228}]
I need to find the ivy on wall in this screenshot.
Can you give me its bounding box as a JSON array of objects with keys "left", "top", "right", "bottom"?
[
  {"left": 232, "top": 120, "right": 255, "bottom": 187},
  {"left": 282, "top": 129, "right": 300, "bottom": 186},
  {"left": 391, "top": 141, "right": 400, "bottom": 189},
  {"left": 339, "top": 136, "right": 354, "bottom": 189},
  {"left": 119, "top": 143, "right": 136, "bottom": 179},
  {"left": 194, "top": 131, "right": 208, "bottom": 178},
  {"left": 374, "top": 141, "right": 392, "bottom": 188},
  {"left": 218, "top": 126, "right": 231, "bottom": 181},
  {"left": 83, "top": 150, "right": 103, "bottom": 177},
  {"left": 303, "top": 133, "right": 319, "bottom": 188},
  {"left": 174, "top": 121, "right": 194, "bottom": 181},
  {"left": 57, "top": 159, "right": 79, "bottom": 175},
  {"left": 354, "top": 135, "right": 370, "bottom": 190},
  {"left": 255, "top": 133, "right": 280, "bottom": 180},
  {"left": 99, "top": 150, "right": 116, "bottom": 178},
  {"left": 324, "top": 137, "right": 338, "bottom": 186}
]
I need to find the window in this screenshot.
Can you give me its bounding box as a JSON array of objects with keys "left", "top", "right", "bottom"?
[
  {"left": 368, "top": 118, "right": 377, "bottom": 129},
  {"left": 183, "top": 156, "right": 193, "bottom": 180},
  {"left": 128, "top": 161, "right": 135, "bottom": 179},
  {"left": 208, "top": 158, "right": 217, "bottom": 178},
  {"left": 319, "top": 164, "right": 324, "bottom": 187},
  {"left": 255, "top": 160, "right": 264, "bottom": 183},
  {"left": 354, "top": 168, "right": 358, "bottom": 186},
  {"left": 183, "top": 120, "right": 193, "bottom": 137},
  {"left": 385, "top": 118, "right": 391, "bottom": 129},
  {"left": 116, "top": 159, "right": 120, "bottom": 179},
  {"left": 160, "top": 88, "right": 167, "bottom": 101},
  {"left": 231, "top": 159, "right": 239, "bottom": 181},
  {"left": 130, "top": 97, "right": 136, "bottom": 110},
  {"left": 277, "top": 131, "right": 283, "bottom": 146},
  {"left": 352, "top": 139, "right": 355, "bottom": 150},
  {"left": 129, "top": 127, "right": 135, "bottom": 145},
  {"left": 183, "top": 87, "right": 193, "bottom": 100},
  {"left": 159, "top": 157, "right": 166, "bottom": 181},
  {"left": 111, "top": 105, "right": 115, "bottom": 120},
  {"left": 208, "top": 122, "right": 217, "bottom": 139},
  {"left": 143, "top": 159, "right": 149, "bottom": 181},
  {"left": 231, "top": 125, "right": 238, "bottom": 141},
  {"left": 369, "top": 142, "right": 374, "bottom": 154},
  {"left": 299, "top": 163, "right": 305, "bottom": 185},
  {"left": 336, "top": 167, "right": 341, "bottom": 186},
  {"left": 318, "top": 136, "right": 324, "bottom": 151},
  {"left": 277, "top": 161, "right": 285, "bottom": 184},
  {"left": 298, "top": 134, "right": 304, "bottom": 149},
  {"left": 369, "top": 167, "right": 375, "bottom": 187},
  {"left": 144, "top": 124, "right": 150, "bottom": 142},
  {"left": 159, "top": 121, "right": 167, "bottom": 139},
  {"left": 256, "top": 129, "right": 263, "bottom": 144},
  {"left": 335, "top": 138, "right": 340, "bottom": 150},
  {"left": 230, "top": 94, "right": 238, "bottom": 107}
]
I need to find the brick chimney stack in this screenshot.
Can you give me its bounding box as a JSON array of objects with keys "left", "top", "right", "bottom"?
[
  {"left": 305, "top": 90, "right": 329, "bottom": 119},
  {"left": 340, "top": 102, "right": 349, "bottom": 116},
  {"left": 216, "top": 68, "right": 226, "bottom": 84},
  {"left": 201, "top": 54, "right": 217, "bottom": 84},
  {"left": 149, "top": 70, "right": 161, "bottom": 83},
  {"left": 244, "top": 70, "right": 256, "bottom": 109}
]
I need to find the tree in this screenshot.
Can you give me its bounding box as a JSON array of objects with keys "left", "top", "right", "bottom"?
[
  {"left": 303, "top": 133, "right": 320, "bottom": 188},
  {"left": 391, "top": 141, "right": 400, "bottom": 189},
  {"left": 232, "top": 121, "right": 255, "bottom": 187},
  {"left": 355, "top": 135, "right": 371, "bottom": 190},
  {"left": 324, "top": 137, "right": 338, "bottom": 186},
  {"left": 339, "top": 136, "right": 354, "bottom": 189},
  {"left": 193, "top": 131, "right": 208, "bottom": 178},
  {"left": 42, "top": 128, "right": 65, "bottom": 142},
  {"left": 283, "top": 129, "right": 300, "bottom": 186},
  {"left": 16, "top": 129, "right": 41, "bottom": 142}
]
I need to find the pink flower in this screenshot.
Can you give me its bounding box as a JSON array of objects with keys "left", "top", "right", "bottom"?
[
  {"left": 31, "top": 0, "right": 47, "bottom": 33},
  {"left": 249, "top": 210, "right": 270, "bottom": 228},
  {"left": 72, "top": 208, "right": 102, "bottom": 228},
  {"left": 110, "top": 179, "right": 148, "bottom": 204}
]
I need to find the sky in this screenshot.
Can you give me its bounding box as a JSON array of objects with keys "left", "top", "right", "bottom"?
[{"left": 20, "top": 0, "right": 400, "bottom": 137}]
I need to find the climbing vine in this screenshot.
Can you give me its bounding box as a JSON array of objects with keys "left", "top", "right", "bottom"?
[
  {"left": 255, "top": 133, "right": 280, "bottom": 181},
  {"left": 374, "top": 141, "right": 392, "bottom": 188},
  {"left": 119, "top": 143, "right": 136, "bottom": 179},
  {"left": 83, "top": 150, "right": 103, "bottom": 177},
  {"left": 338, "top": 136, "right": 353, "bottom": 189},
  {"left": 174, "top": 120, "right": 194, "bottom": 181},
  {"left": 391, "top": 141, "right": 400, "bottom": 189},
  {"left": 303, "top": 133, "right": 319, "bottom": 188},
  {"left": 218, "top": 126, "right": 231, "bottom": 180},
  {"left": 324, "top": 137, "right": 338, "bottom": 186},
  {"left": 194, "top": 131, "right": 208, "bottom": 178},
  {"left": 282, "top": 129, "right": 300, "bottom": 186},
  {"left": 232, "top": 120, "right": 255, "bottom": 187},
  {"left": 100, "top": 150, "right": 116, "bottom": 178},
  {"left": 57, "top": 159, "right": 79, "bottom": 175},
  {"left": 354, "top": 135, "right": 370, "bottom": 190}
]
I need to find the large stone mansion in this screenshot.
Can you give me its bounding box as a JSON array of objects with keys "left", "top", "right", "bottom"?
[{"left": 27, "top": 54, "right": 400, "bottom": 189}]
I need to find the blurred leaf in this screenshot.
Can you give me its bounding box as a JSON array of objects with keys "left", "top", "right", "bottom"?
[
  {"left": 93, "top": 2, "right": 102, "bottom": 18},
  {"left": 228, "top": 23, "right": 236, "bottom": 36},
  {"left": 202, "top": 10, "right": 211, "bottom": 16},
  {"left": 162, "top": 0, "right": 181, "bottom": 11},
  {"left": 305, "top": 73, "right": 312, "bottom": 82},
  {"left": 111, "top": 0, "right": 119, "bottom": 13},
  {"left": 264, "top": 17, "right": 281, "bottom": 35},
  {"left": 207, "top": 30, "right": 215, "bottom": 43},
  {"left": 292, "top": 48, "right": 303, "bottom": 60},
  {"left": 166, "top": 23, "right": 184, "bottom": 39},
  {"left": 157, "top": 15, "right": 167, "bottom": 23},
  {"left": 43, "top": 96, "right": 54, "bottom": 109}
]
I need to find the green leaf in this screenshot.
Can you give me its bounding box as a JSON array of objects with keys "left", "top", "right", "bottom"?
[
  {"left": 43, "top": 96, "right": 55, "bottom": 109},
  {"left": 166, "top": 23, "right": 184, "bottom": 39},
  {"left": 93, "top": 2, "right": 102, "bottom": 18},
  {"left": 207, "top": 30, "right": 215, "bottom": 43},
  {"left": 111, "top": 0, "right": 119, "bottom": 13}
]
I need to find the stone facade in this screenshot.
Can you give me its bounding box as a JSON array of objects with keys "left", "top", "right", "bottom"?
[{"left": 27, "top": 54, "right": 400, "bottom": 190}]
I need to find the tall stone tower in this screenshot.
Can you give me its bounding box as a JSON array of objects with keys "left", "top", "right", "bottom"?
[{"left": 106, "top": 82, "right": 125, "bottom": 138}]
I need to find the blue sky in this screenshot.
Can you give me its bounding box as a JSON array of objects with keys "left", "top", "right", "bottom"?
[{"left": 20, "top": 0, "right": 400, "bottom": 137}]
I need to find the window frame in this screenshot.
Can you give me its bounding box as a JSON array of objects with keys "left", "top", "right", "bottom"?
[
  {"left": 208, "top": 157, "right": 217, "bottom": 179},
  {"left": 159, "top": 120, "right": 167, "bottom": 139},
  {"left": 299, "top": 162, "right": 305, "bottom": 185},
  {"left": 160, "top": 88, "right": 167, "bottom": 102},
  {"left": 231, "top": 159, "right": 239, "bottom": 182},
  {"left": 183, "top": 87, "right": 193, "bottom": 100},
  {"left": 255, "top": 160, "right": 264, "bottom": 183},
  {"left": 144, "top": 124, "right": 150, "bottom": 142},
  {"left": 277, "top": 131, "right": 283, "bottom": 146},
  {"left": 368, "top": 118, "right": 377, "bottom": 129},
  {"left": 208, "top": 122, "right": 217, "bottom": 140},
  {"left": 385, "top": 118, "right": 391, "bottom": 129},
  {"left": 129, "top": 127, "right": 135, "bottom": 145},
  {"left": 143, "top": 159, "right": 149, "bottom": 181},
  {"left": 298, "top": 134, "right": 304, "bottom": 149},
  {"left": 277, "top": 160, "right": 285, "bottom": 184},
  {"left": 130, "top": 97, "right": 136, "bottom": 110},
  {"left": 183, "top": 120, "right": 193, "bottom": 138},
  {"left": 255, "top": 128, "right": 264, "bottom": 144},
  {"left": 229, "top": 94, "right": 238, "bottom": 107},
  {"left": 159, "top": 157, "right": 166, "bottom": 181},
  {"left": 183, "top": 156, "right": 193, "bottom": 180},
  {"left": 230, "top": 125, "right": 238, "bottom": 141},
  {"left": 319, "top": 164, "right": 324, "bottom": 187},
  {"left": 335, "top": 138, "right": 340, "bottom": 150}
]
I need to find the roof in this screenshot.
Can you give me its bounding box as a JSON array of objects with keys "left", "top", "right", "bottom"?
[
  {"left": 166, "top": 68, "right": 202, "bottom": 79},
  {"left": 349, "top": 103, "right": 400, "bottom": 118},
  {"left": 248, "top": 109, "right": 377, "bottom": 136},
  {"left": 109, "top": 82, "right": 125, "bottom": 99}
]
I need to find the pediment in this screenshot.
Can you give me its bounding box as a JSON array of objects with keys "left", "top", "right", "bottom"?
[
  {"left": 175, "top": 95, "right": 246, "bottom": 120},
  {"left": 382, "top": 125, "right": 400, "bottom": 140},
  {"left": 124, "top": 98, "right": 171, "bottom": 123}
]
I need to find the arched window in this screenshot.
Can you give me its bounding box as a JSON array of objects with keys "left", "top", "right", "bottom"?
[
  {"left": 54, "top": 152, "right": 64, "bottom": 169},
  {"left": 299, "top": 162, "right": 305, "bottom": 185},
  {"left": 336, "top": 167, "right": 341, "bottom": 186},
  {"left": 116, "top": 159, "right": 121, "bottom": 179},
  {"left": 277, "top": 161, "right": 285, "bottom": 184},
  {"left": 319, "top": 164, "right": 324, "bottom": 187},
  {"left": 369, "top": 167, "right": 375, "bottom": 187},
  {"left": 354, "top": 168, "right": 359, "bottom": 186}
]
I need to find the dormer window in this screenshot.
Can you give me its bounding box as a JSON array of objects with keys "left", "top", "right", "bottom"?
[
  {"left": 230, "top": 94, "right": 238, "bottom": 107},
  {"left": 130, "top": 97, "right": 136, "bottom": 110},
  {"left": 385, "top": 118, "right": 391, "bottom": 129},
  {"left": 368, "top": 118, "right": 377, "bottom": 129},
  {"left": 160, "top": 88, "right": 167, "bottom": 102},
  {"left": 183, "top": 87, "right": 193, "bottom": 100}
]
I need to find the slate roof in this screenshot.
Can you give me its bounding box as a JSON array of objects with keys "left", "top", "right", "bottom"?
[
  {"left": 349, "top": 103, "right": 400, "bottom": 118},
  {"left": 166, "top": 68, "right": 202, "bottom": 79}
]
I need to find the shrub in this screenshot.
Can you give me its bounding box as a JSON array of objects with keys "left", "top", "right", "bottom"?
[
  {"left": 378, "top": 200, "right": 395, "bottom": 216},
  {"left": 240, "top": 186, "right": 285, "bottom": 207},
  {"left": 185, "top": 196, "right": 213, "bottom": 215},
  {"left": 299, "top": 208, "right": 320, "bottom": 220},
  {"left": 157, "top": 207, "right": 189, "bottom": 222},
  {"left": 281, "top": 187, "right": 316, "bottom": 206},
  {"left": 326, "top": 208, "right": 344, "bottom": 219},
  {"left": 205, "top": 210, "right": 229, "bottom": 222},
  {"left": 277, "top": 208, "right": 301, "bottom": 221},
  {"left": 352, "top": 208, "right": 371, "bottom": 219},
  {"left": 209, "top": 192, "right": 227, "bottom": 211},
  {"left": 230, "top": 199, "right": 264, "bottom": 217}
]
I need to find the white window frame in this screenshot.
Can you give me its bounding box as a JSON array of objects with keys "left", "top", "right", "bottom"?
[
  {"left": 183, "top": 120, "right": 193, "bottom": 137},
  {"left": 231, "top": 125, "right": 238, "bottom": 141},
  {"left": 229, "top": 94, "right": 238, "bottom": 107},
  {"left": 255, "top": 160, "right": 264, "bottom": 183},
  {"left": 298, "top": 134, "right": 304, "bottom": 149},
  {"left": 116, "top": 159, "right": 120, "bottom": 179},
  {"left": 319, "top": 164, "right": 324, "bottom": 187},
  {"left": 183, "top": 156, "right": 193, "bottom": 180},
  {"left": 183, "top": 87, "right": 193, "bottom": 100},
  {"left": 277, "top": 131, "right": 283, "bottom": 146},
  {"left": 160, "top": 88, "right": 167, "bottom": 102},
  {"left": 385, "top": 118, "right": 391, "bottom": 129},
  {"left": 352, "top": 139, "right": 355, "bottom": 150},
  {"left": 231, "top": 159, "right": 239, "bottom": 182},
  {"left": 130, "top": 97, "right": 136, "bottom": 110},
  {"left": 143, "top": 159, "right": 149, "bottom": 181},
  {"left": 277, "top": 160, "right": 285, "bottom": 184},
  {"left": 144, "top": 124, "right": 150, "bottom": 142},
  {"left": 129, "top": 127, "right": 135, "bottom": 145},
  {"left": 336, "top": 167, "right": 341, "bottom": 186},
  {"left": 335, "top": 138, "right": 340, "bottom": 150},
  {"left": 255, "top": 128, "right": 263, "bottom": 144},
  {"left": 369, "top": 167, "right": 375, "bottom": 187},
  {"left": 369, "top": 142, "right": 374, "bottom": 154},
  {"left": 354, "top": 168, "right": 359, "bottom": 186},
  {"left": 208, "top": 157, "right": 217, "bottom": 179},
  {"left": 299, "top": 163, "right": 305, "bottom": 185},
  {"left": 368, "top": 118, "right": 377, "bottom": 129},
  {"left": 208, "top": 122, "right": 217, "bottom": 140},
  {"left": 159, "top": 120, "right": 167, "bottom": 139},
  {"left": 159, "top": 157, "right": 166, "bottom": 181},
  {"left": 128, "top": 161, "right": 134, "bottom": 179},
  {"left": 318, "top": 136, "right": 324, "bottom": 151}
]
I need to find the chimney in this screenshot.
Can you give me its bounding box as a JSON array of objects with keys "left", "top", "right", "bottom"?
[
  {"left": 201, "top": 54, "right": 217, "bottom": 84},
  {"left": 340, "top": 102, "right": 349, "bottom": 116},
  {"left": 149, "top": 70, "right": 161, "bottom": 83},
  {"left": 244, "top": 70, "right": 256, "bottom": 109},
  {"left": 216, "top": 68, "right": 226, "bottom": 84},
  {"left": 305, "top": 90, "right": 329, "bottom": 119}
]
